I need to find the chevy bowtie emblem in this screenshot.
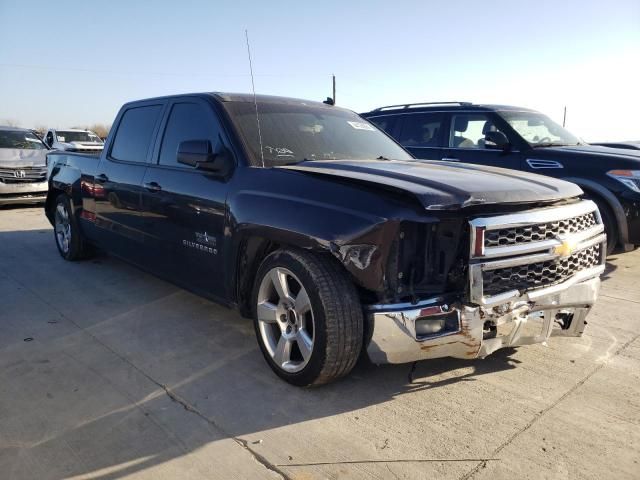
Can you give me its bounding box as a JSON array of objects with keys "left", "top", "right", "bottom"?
[{"left": 554, "top": 239, "right": 577, "bottom": 257}]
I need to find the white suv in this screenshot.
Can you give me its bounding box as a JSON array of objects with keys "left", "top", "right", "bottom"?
[{"left": 44, "top": 128, "right": 104, "bottom": 153}]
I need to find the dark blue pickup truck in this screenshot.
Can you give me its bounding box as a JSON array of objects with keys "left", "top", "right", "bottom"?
[{"left": 46, "top": 93, "right": 605, "bottom": 385}]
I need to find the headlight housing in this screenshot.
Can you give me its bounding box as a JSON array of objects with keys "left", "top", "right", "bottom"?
[{"left": 607, "top": 170, "right": 640, "bottom": 193}]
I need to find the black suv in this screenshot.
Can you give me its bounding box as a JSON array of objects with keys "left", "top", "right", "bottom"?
[{"left": 361, "top": 102, "right": 640, "bottom": 254}]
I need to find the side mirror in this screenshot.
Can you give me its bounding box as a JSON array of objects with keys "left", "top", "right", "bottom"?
[
  {"left": 484, "top": 130, "right": 510, "bottom": 151},
  {"left": 177, "top": 139, "right": 233, "bottom": 174}
]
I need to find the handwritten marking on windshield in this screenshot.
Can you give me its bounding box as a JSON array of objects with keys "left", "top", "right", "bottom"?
[
  {"left": 265, "top": 146, "right": 295, "bottom": 157},
  {"left": 347, "top": 121, "right": 376, "bottom": 131}
]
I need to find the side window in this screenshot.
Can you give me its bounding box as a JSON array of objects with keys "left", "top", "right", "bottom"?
[
  {"left": 46, "top": 132, "right": 54, "bottom": 146},
  {"left": 158, "top": 102, "right": 220, "bottom": 168},
  {"left": 110, "top": 105, "right": 163, "bottom": 162},
  {"left": 368, "top": 116, "right": 397, "bottom": 136},
  {"left": 397, "top": 113, "right": 446, "bottom": 147},
  {"left": 450, "top": 114, "right": 505, "bottom": 149}
]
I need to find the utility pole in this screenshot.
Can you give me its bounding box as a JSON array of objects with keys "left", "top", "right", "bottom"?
[{"left": 563, "top": 106, "right": 567, "bottom": 127}]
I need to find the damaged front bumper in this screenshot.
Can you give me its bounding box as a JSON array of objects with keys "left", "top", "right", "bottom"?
[{"left": 365, "top": 271, "right": 601, "bottom": 364}]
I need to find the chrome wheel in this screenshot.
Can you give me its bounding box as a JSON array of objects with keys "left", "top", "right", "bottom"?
[
  {"left": 54, "top": 203, "right": 71, "bottom": 254},
  {"left": 256, "top": 267, "right": 315, "bottom": 373}
]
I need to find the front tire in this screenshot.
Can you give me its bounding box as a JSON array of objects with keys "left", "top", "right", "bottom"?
[
  {"left": 252, "top": 249, "right": 363, "bottom": 386},
  {"left": 53, "top": 194, "right": 91, "bottom": 261}
]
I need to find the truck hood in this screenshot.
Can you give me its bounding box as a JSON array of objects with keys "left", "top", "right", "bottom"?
[
  {"left": 0, "top": 148, "right": 48, "bottom": 167},
  {"left": 281, "top": 159, "right": 583, "bottom": 210}
]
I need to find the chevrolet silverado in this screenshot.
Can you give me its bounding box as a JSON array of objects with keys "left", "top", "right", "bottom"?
[{"left": 45, "top": 93, "right": 606, "bottom": 386}]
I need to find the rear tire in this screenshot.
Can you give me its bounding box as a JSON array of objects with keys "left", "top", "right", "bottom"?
[
  {"left": 53, "top": 194, "right": 92, "bottom": 261},
  {"left": 252, "top": 248, "right": 363, "bottom": 386}
]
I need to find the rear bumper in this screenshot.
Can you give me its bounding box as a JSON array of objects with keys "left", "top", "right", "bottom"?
[{"left": 366, "top": 272, "right": 601, "bottom": 365}]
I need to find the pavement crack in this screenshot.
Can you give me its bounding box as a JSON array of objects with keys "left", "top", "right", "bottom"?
[
  {"left": 277, "top": 458, "right": 500, "bottom": 467},
  {"left": 459, "top": 331, "right": 640, "bottom": 480},
  {"left": 158, "top": 383, "right": 289, "bottom": 479},
  {"left": 600, "top": 293, "right": 640, "bottom": 304},
  {"left": 6, "top": 272, "right": 289, "bottom": 480}
]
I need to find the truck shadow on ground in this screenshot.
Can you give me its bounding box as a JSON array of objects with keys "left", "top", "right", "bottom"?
[{"left": 0, "top": 226, "right": 534, "bottom": 480}]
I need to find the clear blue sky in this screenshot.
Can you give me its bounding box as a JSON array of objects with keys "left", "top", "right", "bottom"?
[{"left": 1, "top": 0, "right": 638, "bottom": 140}]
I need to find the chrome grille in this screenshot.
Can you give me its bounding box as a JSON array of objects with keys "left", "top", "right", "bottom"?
[
  {"left": 0, "top": 166, "right": 47, "bottom": 184},
  {"left": 468, "top": 201, "right": 606, "bottom": 305},
  {"left": 485, "top": 212, "right": 597, "bottom": 248},
  {"left": 482, "top": 244, "right": 601, "bottom": 296}
]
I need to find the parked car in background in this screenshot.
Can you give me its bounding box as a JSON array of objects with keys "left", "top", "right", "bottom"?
[
  {"left": 0, "top": 126, "right": 49, "bottom": 205},
  {"left": 362, "top": 102, "right": 640, "bottom": 254},
  {"left": 45, "top": 93, "right": 605, "bottom": 385},
  {"left": 44, "top": 128, "right": 104, "bottom": 153},
  {"left": 592, "top": 141, "right": 640, "bottom": 150}
]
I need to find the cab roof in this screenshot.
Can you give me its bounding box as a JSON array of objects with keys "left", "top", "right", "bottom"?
[
  {"left": 123, "top": 92, "right": 346, "bottom": 111},
  {"left": 362, "top": 102, "right": 539, "bottom": 115}
]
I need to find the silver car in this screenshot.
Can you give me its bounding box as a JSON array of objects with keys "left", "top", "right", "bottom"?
[{"left": 0, "top": 126, "right": 48, "bottom": 205}]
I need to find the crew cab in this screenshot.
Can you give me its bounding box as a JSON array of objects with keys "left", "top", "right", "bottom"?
[
  {"left": 46, "top": 93, "right": 605, "bottom": 386},
  {"left": 44, "top": 128, "right": 104, "bottom": 153},
  {"left": 361, "top": 102, "right": 640, "bottom": 254}
]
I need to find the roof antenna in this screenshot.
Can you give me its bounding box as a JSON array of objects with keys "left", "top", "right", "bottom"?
[
  {"left": 323, "top": 74, "right": 336, "bottom": 105},
  {"left": 245, "top": 29, "right": 265, "bottom": 167}
]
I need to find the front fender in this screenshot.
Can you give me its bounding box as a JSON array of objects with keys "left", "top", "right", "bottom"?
[{"left": 228, "top": 189, "right": 401, "bottom": 293}]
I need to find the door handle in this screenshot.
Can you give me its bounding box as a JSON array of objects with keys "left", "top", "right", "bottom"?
[
  {"left": 144, "top": 181, "right": 162, "bottom": 192},
  {"left": 95, "top": 173, "right": 108, "bottom": 183},
  {"left": 441, "top": 157, "right": 460, "bottom": 162}
]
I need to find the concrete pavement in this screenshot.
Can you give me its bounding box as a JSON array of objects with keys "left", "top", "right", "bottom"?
[{"left": 1, "top": 206, "right": 639, "bottom": 479}]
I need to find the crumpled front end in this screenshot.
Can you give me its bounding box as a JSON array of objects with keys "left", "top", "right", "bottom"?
[{"left": 366, "top": 200, "right": 606, "bottom": 364}]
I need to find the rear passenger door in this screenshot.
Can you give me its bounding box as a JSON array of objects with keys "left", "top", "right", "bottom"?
[
  {"left": 441, "top": 113, "right": 521, "bottom": 169},
  {"left": 394, "top": 112, "right": 447, "bottom": 160},
  {"left": 93, "top": 101, "right": 165, "bottom": 263},
  {"left": 140, "top": 98, "right": 232, "bottom": 301},
  {"left": 369, "top": 113, "right": 447, "bottom": 161}
]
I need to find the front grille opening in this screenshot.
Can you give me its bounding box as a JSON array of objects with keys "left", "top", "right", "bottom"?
[
  {"left": 485, "top": 212, "right": 597, "bottom": 248},
  {"left": 0, "top": 166, "right": 47, "bottom": 184},
  {"left": 482, "top": 244, "right": 601, "bottom": 296}
]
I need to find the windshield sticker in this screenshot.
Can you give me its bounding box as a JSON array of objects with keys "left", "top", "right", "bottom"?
[
  {"left": 347, "top": 121, "right": 375, "bottom": 131},
  {"left": 265, "top": 146, "right": 295, "bottom": 157},
  {"left": 57, "top": 136, "right": 65, "bottom": 142}
]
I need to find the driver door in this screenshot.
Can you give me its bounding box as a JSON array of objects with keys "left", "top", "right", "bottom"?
[
  {"left": 140, "top": 98, "right": 232, "bottom": 301},
  {"left": 441, "top": 113, "right": 522, "bottom": 169}
]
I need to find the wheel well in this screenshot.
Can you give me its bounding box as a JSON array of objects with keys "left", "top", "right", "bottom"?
[
  {"left": 579, "top": 188, "right": 618, "bottom": 241},
  {"left": 235, "top": 237, "right": 374, "bottom": 355},
  {"left": 45, "top": 188, "right": 64, "bottom": 224},
  {"left": 236, "top": 237, "right": 281, "bottom": 318},
  {"left": 235, "top": 236, "right": 376, "bottom": 318}
]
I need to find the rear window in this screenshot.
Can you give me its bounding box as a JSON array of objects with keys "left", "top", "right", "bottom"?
[
  {"left": 0, "top": 130, "right": 47, "bottom": 150},
  {"left": 110, "top": 105, "right": 163, "bottom": 162}
]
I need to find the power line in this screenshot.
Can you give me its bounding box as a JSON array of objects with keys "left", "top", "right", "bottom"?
[{"left": 0, "top": 63, "right": 334, "bottom": 79}]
